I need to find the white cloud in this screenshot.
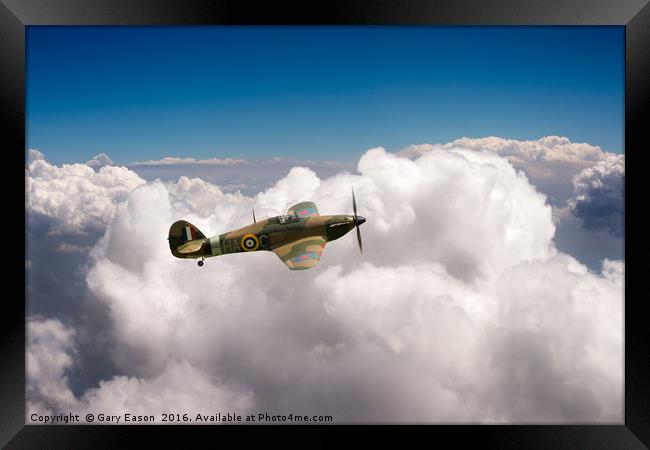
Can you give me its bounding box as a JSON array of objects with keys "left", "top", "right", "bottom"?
[
  {"left": 601, "top": 259, "right": 624, "bottom": 284},
  {"left": 128, "top": 156, "right": 248, "bottom": 166},
  {"left": 27, "top": 317, "right": 78, "bottom": 413},
  {"left": 26, "top": 150, "right": 146, "bottom": 234},
  {"left": 79, "top": 360, "right": 253, "bottom": 419},
  {"left": 398, "top": 136, "right": 614, "bottom": 207},
  {"left": 55, "top": 243, "right": 92, "bottom": 253},
  {"left": 27, "top": 317, "right": 252, "bottom": 422},
  {"left": 316, "top": 255, "right": 623, "bottom": 422},
  {"left": 127, "top": 157, "right": 356, "bottom": 197},
  {"left": 165, "top": 176, "right": 250, "bottom": 220},
  {"left": 257, "top": 156, "right": 354, "bottom": 170},
  {"left": 396, "top": 136, "right": 624, "bottom": 268},
  {"left": 26, "top": 142, "right": 623, "bottom": 423},
  {"left": 399, "top": 135, "right": 607, "bottom": 163},
  {"left": 86, "top": 153, "right": 113, "bottom": 168},
  {"left": 28, "top": 149, "right": 45, "bottom": 164},
  {"left": 568, "top": 154, "right": 624, "bottom": 236}
]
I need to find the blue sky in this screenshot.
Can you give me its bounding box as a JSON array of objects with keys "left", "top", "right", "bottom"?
[{"left": 27, "top": 26, "right": 624, "bottom": 165}]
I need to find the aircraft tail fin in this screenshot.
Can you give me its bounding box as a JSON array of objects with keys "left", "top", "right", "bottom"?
[{"left": 168, "top": 220, "right": 207, "bottom": 257}]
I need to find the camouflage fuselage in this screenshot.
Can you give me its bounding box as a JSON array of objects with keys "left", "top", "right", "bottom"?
[{"left": 169, "top": 214, "right": 357, "bottom": 259}]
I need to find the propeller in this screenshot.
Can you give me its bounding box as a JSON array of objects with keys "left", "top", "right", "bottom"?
[{"left": 352, "top": 188, "right": 365, "bottom": 253}]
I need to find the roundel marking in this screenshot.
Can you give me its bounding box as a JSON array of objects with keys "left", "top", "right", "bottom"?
[{"left": 241, "top": 233, "right": 260, "bottom": 251}]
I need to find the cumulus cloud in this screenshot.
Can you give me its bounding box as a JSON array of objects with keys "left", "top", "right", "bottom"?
[
  {"left": 399, "top": 135, "right": 607, "bottom": 164},
  {"left": 26, "top": 144, "right": 623, "bottom": 423},
  {"left": 27, "top": 317, "right": 78, "bottom": 413},
  {"left": 316, "top": 255, "right": 622, "bottom": 422},
  {"left": 28, "top": 148, "right": 45, "bottom": 164},
  {"left": 397, "top": 136, "right": 624, "bottom": 268},
  {"left": 568, "top": 154, "right": 624, "bottom": 237},
  {"left": 26, "top": 150, "right": 146, "bottom": 234},
  {"left": 27, "top": 318, "right": 252, "bottom": 422},
  {"left": 398, "top": 136, "right": 612, "bottom": 206},
  {"left": 86, "top": 153, "right": 113, "bottom": 168}
]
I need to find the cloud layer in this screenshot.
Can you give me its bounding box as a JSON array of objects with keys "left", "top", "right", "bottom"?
[
  {"left": 27, "top": 141, "right": 623, "bottom": 423},
  {"left": 399, "top": 135, "right": 607, "bottom": 163},
  {"left": 128, "top": 156, "right": 248, "bottom": 166},
  {"left": 126, "top": 157, "right": 356, "bottom": 196}
]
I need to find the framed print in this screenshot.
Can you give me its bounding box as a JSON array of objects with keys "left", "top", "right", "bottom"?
[{"left": 3, "top": 0, "right": 648, "bottom": 447}]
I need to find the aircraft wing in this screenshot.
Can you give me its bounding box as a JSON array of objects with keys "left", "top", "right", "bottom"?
[
  {"left": 288, "top": 201, "right": 319, "bottom": 218},
  {"left": 273, "top": 236, "right": 326, "bottom": 270}
]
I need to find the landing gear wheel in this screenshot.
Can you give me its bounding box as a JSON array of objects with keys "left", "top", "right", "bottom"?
[{"left": 198, "top": 259, "right": 204, "bottom": 267}]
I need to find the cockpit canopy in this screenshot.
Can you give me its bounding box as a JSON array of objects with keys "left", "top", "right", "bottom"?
[{"left": 278, "top": 211, "right": 301, "bottom": 224}]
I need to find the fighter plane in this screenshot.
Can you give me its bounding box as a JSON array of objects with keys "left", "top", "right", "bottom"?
[{"left": 168, "top": 191, "right": 366, "bottom": 270}]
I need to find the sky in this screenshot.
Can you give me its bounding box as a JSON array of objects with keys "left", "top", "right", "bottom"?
[
  {"left": 25, "top": 26, "right": 625, "bottom": 424},
  {"left": 27, "top": 26, "right": 624, "bottom": 165}
]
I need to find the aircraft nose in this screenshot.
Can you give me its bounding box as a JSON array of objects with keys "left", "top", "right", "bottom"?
[{"left": 356, "top": 216, "right": 366, "bottom": 226}]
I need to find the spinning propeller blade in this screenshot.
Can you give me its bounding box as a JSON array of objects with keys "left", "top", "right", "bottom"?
[
  {"left": 352, "top": 188, "right": 364, "bottom": 253},
  {"left": 356, "top": 224, "right": 363, "bottom": 253}
]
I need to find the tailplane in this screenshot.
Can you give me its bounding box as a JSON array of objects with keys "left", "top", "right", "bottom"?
[{"left": 168, "top": 220, "right": 207, "bottom": 257}]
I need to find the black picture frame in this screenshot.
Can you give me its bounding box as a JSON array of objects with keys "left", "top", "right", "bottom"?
[{"left": 4, "top": 0, "right": 648, "bottom": 447}]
